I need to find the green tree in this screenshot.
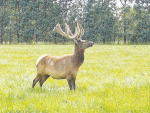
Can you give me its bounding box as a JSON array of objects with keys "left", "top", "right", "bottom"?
[
  {"left": 95, "top": 0, "right": 117, "bottom": 44},
  {"left": 119, "top": 0, "right": 134, "bottom": 44},
  {"left": 84, "top": 0, "right": 117, "bottom": 44},
  {"left": 46, "top": 0, "right": 63, "bottom": 44},
  {"left": 84, "top": 0, "right": 96, "bottom": 41},
  {"left": 133, "top": 0, "right": 150, "bottom": 43},
  {"left": 0, "top": 0, "right": 10, "bottom": 44},
  {"left": 13, "top": 0, "right": 22, "bottom": 43}
]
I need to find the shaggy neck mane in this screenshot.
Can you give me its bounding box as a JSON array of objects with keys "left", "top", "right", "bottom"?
[{"left": 73, "top": 44, "right": 85, "bottom": 66}]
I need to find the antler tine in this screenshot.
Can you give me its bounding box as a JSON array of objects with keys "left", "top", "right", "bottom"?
[
  {"left": 80, "top": 24, "right": 84, "bottom": 39},
  {"left": 65, "top": 23, "right": 73, "bottom": 36},
  {"left": 65, "top": 23, "right": 79, "bottom": 39},
  {"left": 77, "top": 21, "right": 84, "bottom": 40},
  {"left": 53, "top": 23, "right": 66, "bottom": 37},
  {"left": 76, "top": 22, "right": 81, "bottom": 39}
]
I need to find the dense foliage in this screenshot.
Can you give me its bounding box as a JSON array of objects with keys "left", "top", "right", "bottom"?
[{"left": 0, "top": 0, "right": 150, "bottom": 44}]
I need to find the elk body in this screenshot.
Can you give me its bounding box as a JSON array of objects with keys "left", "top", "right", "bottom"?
[{"left": 32, "top": 21, "right": 94, "bottom": 90}]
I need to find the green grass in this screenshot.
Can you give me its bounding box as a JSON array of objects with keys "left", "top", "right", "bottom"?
[{"left": 0, "top": 45, "right": 150, "bottom": 112}]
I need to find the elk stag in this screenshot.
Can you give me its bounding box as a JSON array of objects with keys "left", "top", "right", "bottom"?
[{"left": 32, "top": 21, "right": 94, "bottom": 90}]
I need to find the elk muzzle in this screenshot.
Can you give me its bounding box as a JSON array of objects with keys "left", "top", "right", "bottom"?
[{"left": 89, "top": 41, "right": 94, "bottom": 47}]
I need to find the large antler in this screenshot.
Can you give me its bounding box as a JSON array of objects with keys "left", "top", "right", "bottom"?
[{"left": 53, "top": 21, "right": 84, "bottom": 40}]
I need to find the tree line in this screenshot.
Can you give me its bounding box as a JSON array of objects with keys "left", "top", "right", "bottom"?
[{"left": 0, "top": 0, "right": 150, "bottom": 44}]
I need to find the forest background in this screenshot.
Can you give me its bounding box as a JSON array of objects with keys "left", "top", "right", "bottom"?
[{"left": 0, "top": 0, "right": 150, "bottom": 44}]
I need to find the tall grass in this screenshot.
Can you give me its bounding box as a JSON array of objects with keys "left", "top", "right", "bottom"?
[{"left": 0, "top": 45, "right": 149, "bottom": 112}]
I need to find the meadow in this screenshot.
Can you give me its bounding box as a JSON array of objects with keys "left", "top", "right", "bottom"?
[{"left": 0, "top": 45, "right": 150, "bottom": 112}]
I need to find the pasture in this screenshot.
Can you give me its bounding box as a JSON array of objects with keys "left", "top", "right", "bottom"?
[{"left": 0, "top": 45, "right": 150, "bottom": 112}]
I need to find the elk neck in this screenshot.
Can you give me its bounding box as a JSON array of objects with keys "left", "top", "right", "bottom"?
[{"left": 73, "top": 44, "right": 85, "bottom": 66}]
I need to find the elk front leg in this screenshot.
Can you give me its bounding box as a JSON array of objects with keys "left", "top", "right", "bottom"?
[
  {"left": 67, "top": 77, "right": 76, "bottom": 90},
  {"left": 71, "top": 78, "right": 76, "bottom": 91},
  {"left": 67, "top": 78, "right": 72, "bottom": 90}
]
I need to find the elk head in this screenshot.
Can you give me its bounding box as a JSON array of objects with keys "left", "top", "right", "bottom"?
[{"left": 53, "top": 21, "right": 94, "bottom": 50}]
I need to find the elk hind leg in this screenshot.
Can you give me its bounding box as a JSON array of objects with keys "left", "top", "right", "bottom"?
[
  {"left": 32, "top": 74, "right": 42, "bottom": 88},
  {"left": 39, "top": 74, "right": 50, "bottom": 88}
]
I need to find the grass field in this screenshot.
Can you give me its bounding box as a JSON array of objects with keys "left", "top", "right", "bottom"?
[{"left": 0, "top": 45, "right": 150, "bottom": 112}]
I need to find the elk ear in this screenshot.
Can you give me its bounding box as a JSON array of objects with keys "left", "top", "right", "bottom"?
[{"left": 73, "top": 39, "right": 78, "bottom": 44}]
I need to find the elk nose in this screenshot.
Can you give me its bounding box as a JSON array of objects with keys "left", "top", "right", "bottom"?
[
  {"left": 90, "top": 41, "right": 94, "bottom": 47},
  {"left": 91, "top": 41, "right": 94, "bottom": 45}
]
